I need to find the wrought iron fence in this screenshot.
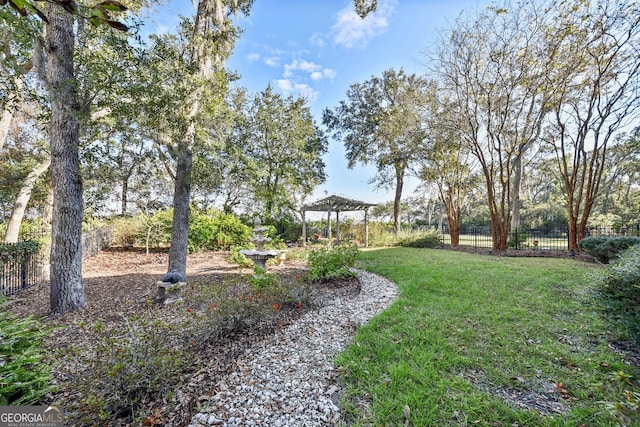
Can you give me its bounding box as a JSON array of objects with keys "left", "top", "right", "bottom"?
[
  {"left": 0, "top": 243, "right": 45, "bottom": 296},
  {"left": 440, "top": 223, "right": 640, "bottom": 250},
  {"left": 1, "top": 226, "right": 113, "bottom": 296}
]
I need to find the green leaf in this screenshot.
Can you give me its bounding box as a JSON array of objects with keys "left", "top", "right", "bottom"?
[
  {"left": 98, "top": 0, "right": 127, "bottom": 12},
  {"left": 9, "top": 0, "right": 28, "bottom": 16},
  {"left": 103, "top": 18, "right": 128, "bottom": 31}
]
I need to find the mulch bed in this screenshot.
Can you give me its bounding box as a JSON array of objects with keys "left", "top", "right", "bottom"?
[{"left": 8, "top": 247, "right": 360, "bottom": 426}]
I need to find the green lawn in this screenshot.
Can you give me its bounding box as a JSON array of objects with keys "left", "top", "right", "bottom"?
[{"left": 337, "top": 248, "right": 640, "bottom": 426}]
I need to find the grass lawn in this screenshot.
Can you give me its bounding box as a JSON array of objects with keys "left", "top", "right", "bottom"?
[{"left": 337, "top": 248, "right": 640, "bottom": 426}]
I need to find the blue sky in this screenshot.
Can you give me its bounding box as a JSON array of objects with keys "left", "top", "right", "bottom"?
[{"left": 149, "top": 0, "right": 485, "bottom": 206}]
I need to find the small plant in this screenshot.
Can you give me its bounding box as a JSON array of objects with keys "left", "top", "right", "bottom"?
[
  {"left": 227, "top": 246, "right": 254, "bottom": 268},
  {"left": 249, "top": 265, "right": 278, "bottom": 290},
  {"left": 73, "top": 315, "right": 191, "bottom": 422},
  {"left": 306, "top": 244, "right": 359, "bottom": 282},
  {"left": 0, "top": 297, "right": 55, "bottom": 405},
  {"left": 507, "top": 230, "right": 529, "bottom": 249}
]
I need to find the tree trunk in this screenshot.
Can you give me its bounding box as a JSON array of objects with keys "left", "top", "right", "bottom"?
[
  {"left": 510, "top": 154, "right": 523, "bottom": 231},
  {"left": 393, "top": 163, "right": 405, "bottom": 235},
  {"left": 0, "top": 107, "right": 13, "bottom": 152},
  {"left": 4, "top": 158, "right": 51, "bottom": 244},
  {"left": 121, "top": 178, "right": 128, "bottom": 216},
  {"left": 168, "top": 140, "right": 193, "bottom": 276},
  {"left": 46, "top": 4, "right": 86, "bottom": 315}
]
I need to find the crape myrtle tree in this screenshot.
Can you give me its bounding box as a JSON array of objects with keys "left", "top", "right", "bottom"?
[
  {"left": 539, "top": 0, "right": 640, "bottom": 251},
  {"left": 324, "top": 68, "right": 430, "bottom": 235},
  {"left": 435, "top": 2, "right": 552, "bottom": 251},
  {"left": 419, "top": 87, "right": 477, "bottom": 247}
]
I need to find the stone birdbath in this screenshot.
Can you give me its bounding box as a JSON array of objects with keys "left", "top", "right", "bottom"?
[
  {"left": 156, "top": 269, "right": 186, "bottom": 304},
  {"left": 240, "top": 218, "right": 280, "bottom": 270}
]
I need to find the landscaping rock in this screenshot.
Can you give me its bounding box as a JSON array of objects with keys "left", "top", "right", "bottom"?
[{"left": 187, "top": 269, "right": 398, "bottom": 427}]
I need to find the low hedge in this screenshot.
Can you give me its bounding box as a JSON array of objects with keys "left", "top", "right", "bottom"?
[{"left": 579, "top": 236, "right": 640, "bottom": 263}]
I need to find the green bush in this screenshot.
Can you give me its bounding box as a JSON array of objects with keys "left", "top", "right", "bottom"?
[
  {"left": 74, "top": 316, "right": 190, "bottom": 422},
  {"left": 226, "top": 246, "right": 254, "bottom": 268},
  {"left": 0, "top": 298, "right": 54, "bottom": 405},
  {"left": 249, "top": 265, "right": 278, "bottom": 290},
  {"left": 110, "top": 216, "right": 144, "bottom": 247},
  {"left": 189, "top": 210, "right": 252, "bottom": 251},
  {"left": 579, "top": 236, "right": 640, "bottom": 263},
  {"left": 307, "top": 244, "right": 359, "bottom": 282},
  {"left": 136, "top": 209, "right": 252, "bottom": 252},
  {"left": 599, "top": 244, "right": 640, "bottom": 307},
  {"left": 508, "top": 230, "right": 529, "bottom": 249},
  {"left": 399, "top": 229, "right": 442, "bottom": 248},
  {"left": 0, "top": 240, "right": 42, "bottom": 266}
]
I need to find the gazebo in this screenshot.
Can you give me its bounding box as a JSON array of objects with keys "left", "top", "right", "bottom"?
[{"left": 301, "top": 195, "right": 377, "bottom": 247}]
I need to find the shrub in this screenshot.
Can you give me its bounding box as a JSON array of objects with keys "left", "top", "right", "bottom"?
[
  {"left": 507, "top": 230, "right": 529, "bottom": 249},
  {"left": 136, "top": 209, "right": 252, "bottom": 252},
  {"left": 189, "top": 210, "right": 252, "bottom": 251},
  {"left": 110, "top": 216, "right": 144, "bottom": 247},
  {"left": 249, "top": 265, "right": 278, "bottom": 290},
  {"left": 399, "top": 229, "right": 442, "bottom": 248},
  {"left": 579, "top": 236, "right": 640, "bottom": 263},
  {"left": 74, "top": 316, "right": 190, "bottom": 422},
  {"left": 0, "top": 298, "right": 54, "bottom": 405},
  {"left": 0, "top": 240, "right": 42, "bottom": 267},
  {"left": 227, "top": 246, "right": 254, "bottom": 268},
  {"left": 599, "top": 244, "right": 640, "bottom": 307},
  {"left": 307, "top": 244, "right": 359, "bottom": 282}
]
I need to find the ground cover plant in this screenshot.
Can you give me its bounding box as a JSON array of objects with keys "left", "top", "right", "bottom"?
[{"left": 337, "top": 247, "right": 640, "bottom": 426}]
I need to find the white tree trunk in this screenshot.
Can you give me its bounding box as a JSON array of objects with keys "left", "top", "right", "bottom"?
[
  {"left": 0, "top": 108, "right": 13, "bottom": 152},
  {"left": 4, "top": 158, "right": 51, "bottom": 244}
]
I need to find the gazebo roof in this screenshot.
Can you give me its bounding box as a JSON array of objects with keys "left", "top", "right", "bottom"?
[{"left": 303, "top": 195, "right": 377, "bottom": 212}]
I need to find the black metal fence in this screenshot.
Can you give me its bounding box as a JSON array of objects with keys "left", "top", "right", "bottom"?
[
  {"left": 440, "top": 223, "right": 640, "bottom": 250},
  {"left": 1, "top": 226, "right": 113, "bottom": 296},
  {"left": 0, "top": 244, "right": 45, "bottom": 296}
]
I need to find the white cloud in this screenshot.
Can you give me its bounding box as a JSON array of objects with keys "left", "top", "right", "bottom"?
[
  {"left": 275, "top": 79, "right": 318, "bottom": 101},
  {"left": 264, "top": 56, "right": 280, "bottom": 67},
  {"left": 283, "top": 59, "right": 335, "bottom": 81},
  {"left": 323, "top": 68, "right": 336, "bottom": 79},
  {"left": 276, "top": 79, "right": 293, "bottom": 92},
  {"left": 247, "top": 53, "right": 261, "bottom": 62},
  {"left": 284, "top": 59, "right": 320, "bottom": 77},
  {"left": 310, "top": 32, "right": 326, "bottom": 47},
  {"left": 331, "top": 0, "right": 398, "bottom": 48}
]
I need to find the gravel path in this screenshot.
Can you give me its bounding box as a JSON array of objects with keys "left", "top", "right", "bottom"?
[{"left": 188, "top": 269, "right": 398, "bottom": 427}]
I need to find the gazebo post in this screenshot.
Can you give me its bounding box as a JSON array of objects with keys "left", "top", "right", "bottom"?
[
  {"left": 364, "top": 207, "right": 370, "bottom": 247},
  {"left": 303, "top": 195, "right": 376, "bottom": 248},
  {"left": 327, "top": 206, "right": 332, "bottom": 242},
  {"left": 301, "top": 209, "right": 307, "bottom": 247}
]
